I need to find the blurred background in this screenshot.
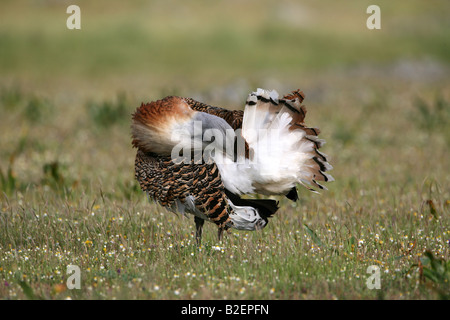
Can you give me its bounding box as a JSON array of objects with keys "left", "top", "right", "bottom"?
[
  {"left": 1, "top": 1, "right": 449, "bottom": 97},
  {"left": 0, "top": 0, "right": 449, "bottom": 201}
]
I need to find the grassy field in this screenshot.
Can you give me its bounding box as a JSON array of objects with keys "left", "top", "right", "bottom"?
[{"left": 0, "top": 0, "right": 449, "bottom": 300}]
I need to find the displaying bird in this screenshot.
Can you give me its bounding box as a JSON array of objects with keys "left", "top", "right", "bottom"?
[{"left": 131, "top": 88, "right": 333, "bottom": 244}]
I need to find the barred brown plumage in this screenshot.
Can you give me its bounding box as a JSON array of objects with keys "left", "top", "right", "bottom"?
[
  {"left": 131, "top": 88, "right": 333, "bottom": 244},
  {"left": 135, "top": 149, "right": 233, "bottom": 243}
]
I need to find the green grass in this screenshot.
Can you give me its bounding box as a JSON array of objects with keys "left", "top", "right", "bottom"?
[
  {"left": 0, "top": 0, "right": 449, "bottom": 300},
  {"left": 0, "top": 177, "right": 448, "bottom": 299}
]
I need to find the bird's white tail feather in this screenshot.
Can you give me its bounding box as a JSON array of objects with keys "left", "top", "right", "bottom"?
[{"left": 239, "top": 88, "right": 333, "bottom": 195}]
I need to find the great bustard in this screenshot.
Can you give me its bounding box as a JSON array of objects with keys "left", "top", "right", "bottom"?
[{"left": 131, "top": 89, "right": 333, "bottom": 244}]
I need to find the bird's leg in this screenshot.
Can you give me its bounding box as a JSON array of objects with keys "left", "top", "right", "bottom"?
[
  {"left": 194, "top": 216, "right": 204, "bottom": 246},
  {"left": 217, "top": 227, "right": 224, "bottom": 242}
]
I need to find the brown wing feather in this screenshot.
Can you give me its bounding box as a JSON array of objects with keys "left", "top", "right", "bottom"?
[
  {"left": 183, "top": 97, "right": 244, "bottom": 130},
  {"left": 280, "top": 89, "right": 321, "bottom": 135},
  {"left": 280, "top": 90, "right": 331, "bottom": 186}
]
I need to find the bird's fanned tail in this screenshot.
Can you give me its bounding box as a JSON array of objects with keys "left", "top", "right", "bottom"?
[{"left": 238, "top": 88, "right": 334, "bottom": 195}]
